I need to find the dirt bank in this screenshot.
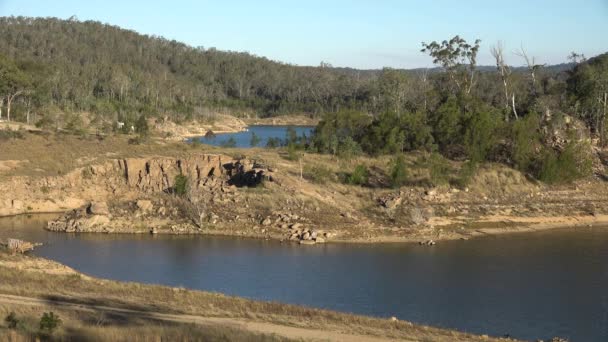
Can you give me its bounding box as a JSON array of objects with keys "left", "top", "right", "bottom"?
[{"left": 3, "top": 132, "right": 608, "bottom": 246}]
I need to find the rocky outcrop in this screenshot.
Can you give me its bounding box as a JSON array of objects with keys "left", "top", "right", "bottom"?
[
  {"left": 0, "top": 154, "right": 254, "bottom": 217},
  {"left": 47, "top": 202, "right": 112, "bottom": 233},
  {"left": 118, "top": 154, "right": 229, "bottom": 193}
]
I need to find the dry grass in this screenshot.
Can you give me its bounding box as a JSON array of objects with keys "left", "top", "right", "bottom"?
[
  {"left": 0, "top": 131, "right": 214, "bottom": 178},
  {"left": 0, "top": 304, "right": 291, "bottom": 342}
]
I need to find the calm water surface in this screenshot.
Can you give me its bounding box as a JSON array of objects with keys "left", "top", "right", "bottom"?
[
  {"left": 1, "top": 214, "right": 607, "bottom": 342},
  {"left": 190, "top": 125, "right": 315, "bottom": 148}
]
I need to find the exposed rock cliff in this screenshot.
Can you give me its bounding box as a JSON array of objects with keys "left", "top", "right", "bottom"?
[{"left": 0, "top": 154, "right": 242, "bottom": 217}]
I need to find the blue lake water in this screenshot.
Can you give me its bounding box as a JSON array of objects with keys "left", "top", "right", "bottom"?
[
  {"left": 189, "top": 125, "right": 315, "bottom": 148},
  {"left": 1, "top": 215, "right": 607, "bottom": 341}
]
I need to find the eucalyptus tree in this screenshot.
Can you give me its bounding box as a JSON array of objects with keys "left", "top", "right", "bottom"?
[{"left": 421, "top": 35, "right": 481, "bottom": 97}]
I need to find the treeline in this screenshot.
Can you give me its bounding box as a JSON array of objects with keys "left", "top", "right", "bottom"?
[
  {"left": 309, "top": 37, "right": 607, "bottom": 184},
  {"left": 0, "top": 16, "right": 378, "bottom": 125},
  {"left": 0, "top": 16, "right": 590, "bottom": 127}
]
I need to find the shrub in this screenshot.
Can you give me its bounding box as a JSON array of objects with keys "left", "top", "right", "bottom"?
[
  {"left": 250, "top": 132, "right": 261, "bottom": 147},
  {"left": 389, "top": 154, "right": 408, "bottom": 188},
  {"left": 511, "top": 113, "right": 541, "bottom": 172},
  {"left": 285, "top": 143, "right": 301, "bottom": 161},
  {"left": 39, "top": 312, "right": 62, "bottom": 335},
  {"left": 5, "top": 312, "right": 18, "bottom": 329},
  {"left": 173, "top": 174, "right": 189, "bottom": 195},
  {"left": 0, "top": 129, "right": 25, "bottom": 141},
  {"left": 337, "top": 136, "right": 362, "bottom": 160},
  {"left": 428, "top": 152, "right": 451, "bottom": 186},
  {"left": 266, "top": 137, "right": 283, "bottom": 148},
  {"left": 304, "top": 164, "right": 334, "bottom": 184},
  {"left": 220, "top": 136, "right": 237, "bottom": 148},
  {"left": 135, "top": 114, "right": 149, "bottom": 137},
  {"left": 346, "top": 164, "right": 369, "bottom": 185},
  {"left": 456, "top": 160, "right": 478, "bottom": 187},
  {"left": 538, "top": 140, "right": 593, "bottom": 184}
]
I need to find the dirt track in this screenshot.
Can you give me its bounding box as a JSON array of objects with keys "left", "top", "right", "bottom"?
[{"left": 0, "top": 293, "right": 403, "bottom": 342}]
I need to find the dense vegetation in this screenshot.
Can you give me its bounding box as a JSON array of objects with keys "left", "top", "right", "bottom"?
[{"left": 0, "top": 16, "right": 607, "bottom": 184}]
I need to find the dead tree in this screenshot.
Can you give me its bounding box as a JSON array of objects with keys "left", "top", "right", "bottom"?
[
  {"left": 515, "top": 46, "right": 543, "bottom": 98},
  {"left": 490, "top": 42, "right": 518, "bottom": 121}
]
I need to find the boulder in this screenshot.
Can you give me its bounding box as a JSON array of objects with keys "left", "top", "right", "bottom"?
[
  {"left": 89, "top": 202, "right": 110, "bottom": 216},
  {"left": 261, "top": 217, "right": 272, "bottom": 226},
  {"left": 299, "top": 240, "right": 316, "bottom": 245}
]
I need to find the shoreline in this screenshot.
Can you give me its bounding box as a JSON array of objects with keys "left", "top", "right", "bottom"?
[{"left": 3, "top": 211, "right": 608, "bottom": 246}]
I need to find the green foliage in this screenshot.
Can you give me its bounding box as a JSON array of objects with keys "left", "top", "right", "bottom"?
[
  {"left": 431, "top": 97, "right": 464, "bottom": 151},
  {"left": 346, "top": 164, "right": 369, "bottom": 185},
  {"left": 173, "top": 174, "right": 189, "bottom": 196},
  {"left": 313, "top": 110, "right": 371, "bottom": 155},
  {"left": 285, "top": 143, "right": 302, "bottom": 161},
  {"left": 456, "top": 160, "right": 478, "bottom": 187},
  {"left": 249, "top": 132, "right": 261, "bottom": 147},
  {"left": 135, "top": 114, "right": 149, "bottom": 137},
  {"left": 336, "top": 136, "right": 362, "bottom": 159},
  {"left": 266, "top": 137, "right": 281, "bottom": 148},
  {"left": 538, "top": 141, "right": 593, "bottom": 184},
  {"left": 304, "top": 164, "right": 334, "bottom": 184},
  {"left": 39, "top": 311, "right": 62, "bottom": 335},
  {"left": 428, "top": 152, "right": 451, "bottom": 186},
  {"left": 221, "top": 136, "right": 237, "bottom": 148},
  {"left": 4, "top": 312, "right": 18, "bottom": 329},
  {"left": 511, "top": 113, "right": 541, "bottom": 172},
  {"left": 464, "top": 108, "right": 501, "bottom": 162},
  {"left": 389, "top": 154, "right": 409, "bottom": 188},
  {"left": 0, "top": 129, "right": 25, "bottom": 140}
]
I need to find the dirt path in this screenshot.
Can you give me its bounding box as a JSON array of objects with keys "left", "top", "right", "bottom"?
[{"left": 0, "top": 293, "right": 404, "bottom": 342}]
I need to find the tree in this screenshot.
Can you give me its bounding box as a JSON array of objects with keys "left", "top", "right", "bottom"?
[
  {"left": 490, "top": 41, "right": 518, "bottom": 121},
  {"left": 515, "top": 46, "right": 544, "bottom": 98},
  {"left": 389, "top": 154, "right": 409, "bottom": 188},
  {"left": 135, "top": 114, "right": 149, "bottom": 137},
  {"left": 249, "top": 131, "right": 261, "bottom": 147},
  {"left": 421, "top": 36, "right": 481, "bottom": 96},
  {"left": 0, "top": 54, "right": 30, "bottom": 121},
  {"left": 568, "top": 53, "right": 608, "bottom": 145}
]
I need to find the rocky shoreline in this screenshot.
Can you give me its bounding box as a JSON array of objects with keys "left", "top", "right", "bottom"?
[{"left": 3, "top": 144, "right": 608, "bottom": 246}]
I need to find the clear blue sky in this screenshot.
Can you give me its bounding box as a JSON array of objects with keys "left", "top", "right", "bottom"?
[{"left": 1, "top": 0, "right": 606, "bottom": 69}]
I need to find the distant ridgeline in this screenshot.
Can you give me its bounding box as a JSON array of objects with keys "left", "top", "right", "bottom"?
[{"left": 0, "top": 16, "right": 589, "bottom": 125}]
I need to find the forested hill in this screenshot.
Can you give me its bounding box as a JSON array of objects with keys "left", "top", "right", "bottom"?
[
  {"left": 0, "top": 16, "right": 580, "bottom": 125},
  {"left": 0, "top": 16, "right": 378, "bottom": 121}
]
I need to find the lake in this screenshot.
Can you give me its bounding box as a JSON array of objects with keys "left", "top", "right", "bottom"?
[
  {"left": 190, "top": 125, "right": 315, "bottom": 148},
  {"left": 1, "top": 214, "right": 607, "bottom": 341}
]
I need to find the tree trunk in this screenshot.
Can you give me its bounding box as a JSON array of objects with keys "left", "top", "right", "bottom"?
[{"left": 511, "top": 94, "right": 519, "bottom": 120}]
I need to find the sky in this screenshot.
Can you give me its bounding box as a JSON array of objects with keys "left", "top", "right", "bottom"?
[{"left": 0, "top": 0, "right": 607, "bottom": 69}]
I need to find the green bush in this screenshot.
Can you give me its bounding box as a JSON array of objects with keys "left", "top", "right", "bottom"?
[
  {"left": 538, "top": 141, "right": 593, "bottom": 184},
  {"left": 285, "top": 143, "right": 301, "bottom": 161},
  {"left": 389, "top": 154, "right": 408, "bottom": 188},
  {"left": 456, "top": 160, "right": 478, "bottom": 187},
  {"left": 304, "top": 165, "right": 334, "bottom": 184},
  {"left": 250, "top": 132, "right": 261, "bottom": 147},
  {"left": 337, "top": 136, "right": 362, "bottom": 160},
  {"left": 221, "top": 136, "right": 237, "bottom": 148},
  {"left": 428, "top": 152, "right": 451, "bottom": 186},
  {"left": 5, "top": 312, "right": 18, "bottom": 329},
  {"left": 39, "top": 312, "right": 61, "bottom": 335},
  {"left": 512, "top": 113, "right": 541, "bottom": 172},
  {"left": 173, "top": 174, "right": 189, "bottom": 195},
  {"left": 346, "top": 164, "right": 369, "bottom": 185}
]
